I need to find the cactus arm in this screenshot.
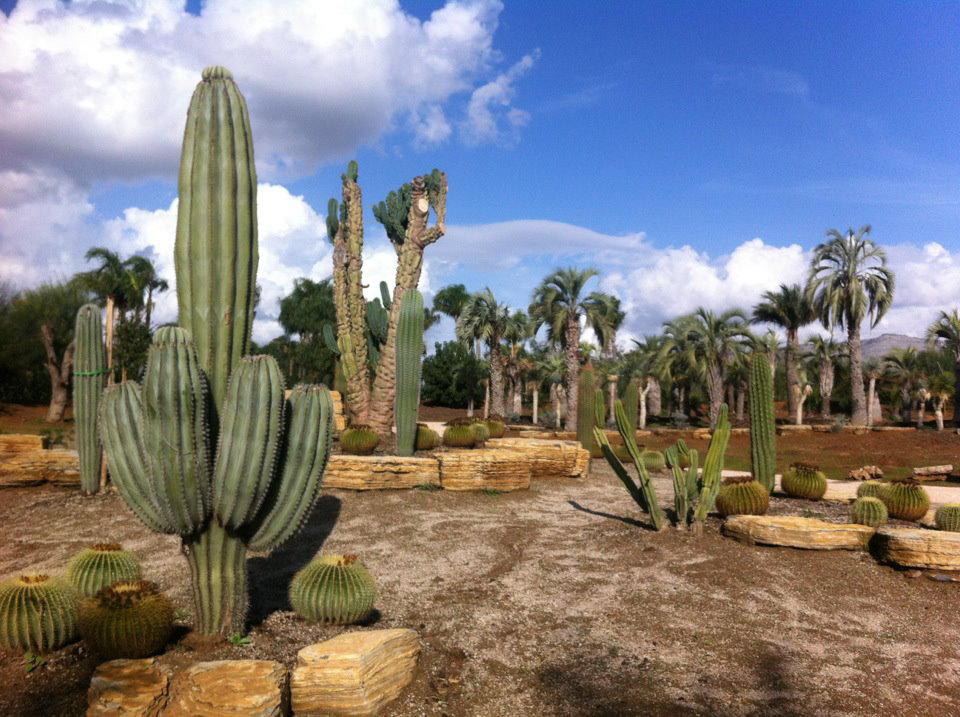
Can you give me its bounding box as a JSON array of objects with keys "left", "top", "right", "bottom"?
[
  {"left": 614, "top": 400, "right": 666, "bottom": 530},
  {"left": 379, "top": 281, "right": 391, "bottom": 310},
  {"left": 685, "top": 448, "right": 700, "bottom": 505},
  {"left": 594, "top": 427, "right": 648, "bottom": 511},
  {"left": 248, "top": 385, "right": 334, "bottom": 551},
  {"left": 74, "top": 303, "right": 105, "bottom": 494},
  {"left": 748, "top": 352, "right": 776, "bottom": 492},
  {"left": 213, "top": 356, "right": 284, "bottom": 531},
  {"left": 692, "top": 404, "right": 731, "bottom": 530},
  {"left": 394, "top": 290, "right": 424, "bottom": 456},
  {"left": 99, "top": 383, "right": 172, "bottom": 534},
  {"left": 665, "top": 443, "right": 689, "bottom": 527}
]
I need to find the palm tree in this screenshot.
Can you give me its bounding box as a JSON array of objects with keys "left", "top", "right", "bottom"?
[
  {"left": 752, "top": 283, "right": 816, "bottom": 418},
  {"left": 883, "top": 348, "right": 923, "bottom": 423},
  {"left": 502, "top": 310, "right": 531, "bottom": 416},
  {"left": 529, "top": 267, "right": 616, "bottom": 431},
  {"left": 808, "top": 226, "right": 895, "bottom": 426},
  {"left": 926, "top": 309, "right": 960, "bottom": 427},
  {"left": 805, "top": 336, "right": 844, "bottom": 419},
  {"left": 862, "top": 357, "right": 883, "bottom": 426},
  {"left": 433, "top": 283, "right": 474, "bottom": 412},
  {"left": 657, "top": 315, "right": 699, "bottom": 420},
  {"left": 122, "top": 255, "right": 168, "bottom": 331},
  {"left": 630, "top": 335, "right": 666, "bottom": 423},
  {"left": 457, "top": 288, "right": 510, "bottom": 417},
  {"left": 76, "top": 247, "right": 131, "bottom": 383}
]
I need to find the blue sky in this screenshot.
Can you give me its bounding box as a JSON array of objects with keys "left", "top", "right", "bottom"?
[{"left": 0, "top": 0, "right": 957, "bottom": 347}]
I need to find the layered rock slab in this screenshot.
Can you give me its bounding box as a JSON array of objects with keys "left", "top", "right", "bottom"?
[
  {"left": 723, "top": 515, "right": 874, "bottom": 550},
  {"left": 487, "top": 438, "right": 590, "bottom": 479},
  {"left": 324, "top": 455, "right": 440, "bottom": 490},
  {"left": 87, "top": 658, "right": 171, "bottom": 717},
  {"left": 0, "top": 449, "right": 80, "bottom": 487},
  {"left": 438, "top": 449, "right": 532, "bottom": 491},
  {"left": 873, "top": 526, "right": 960, "bottom": 571},
  {"left": 163, "top": 660, "right": 287, "bottom": 717}
]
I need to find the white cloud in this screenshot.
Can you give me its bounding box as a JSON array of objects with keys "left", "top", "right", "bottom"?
[{"left": 462, "top": 50, "right": 539, "bottom": 145}]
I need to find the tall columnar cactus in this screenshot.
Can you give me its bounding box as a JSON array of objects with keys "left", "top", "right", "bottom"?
[
  {"left": 100, "top": 331, "right": 334, "bottom": 636},
  {"left": 394, "top": 289, "right": 424, "bottom": 456},
  {"left": 691, "top": 404, "right": 732, "bottom": 535},
  {"left": 665, "top": 439, "right": 699, "bottom": 527},
  {"left": 748, "top": 351, "right": 776, "bottom": 492},
  {"left": 174, "top": 66, "right": 257, "bottom": 414},
  {"left": 622, "top": 380, "right": 638, "bottom": 436},
  {"left": 74, "top": 303, "right": 106, "bottom": 494},
  {"left": 577, "top": 366, "right": 596, "bottom": 452}
]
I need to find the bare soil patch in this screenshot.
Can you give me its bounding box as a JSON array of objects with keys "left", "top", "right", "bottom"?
[{"left": 2, "top": 458, "right": 959, "bottom": 716}]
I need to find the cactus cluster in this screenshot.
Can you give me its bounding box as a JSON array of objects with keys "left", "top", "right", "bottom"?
[
  {"left": 665, "top": 439, "right": 699, "bottom": 527},
  {"left": 394, "top": 289, "right": 424, "bottom": 456},
  {"left": 78, "top": 581, "right": 173, "bottom": 659},
  {"left": 781, "top": 463, "right": 827, "bottom": 500},
  {"left": 715, "top": 476, "right": 770, "bottom": 517},
  {"left": 415, "top": 423, "right": 441, "bottom": 451},
  {"left": 74, "top": 303, "right": 106, "bottom": 495},
  {"left": 885, "top": 479, "right": 930, "bottom": 522},
  {"left": 0, "top": 575, "right": 78, "bottom": 653},
  {"left": 340, "top": 425, "right": 380, "bottom": 455},
  {"left": 934, "top": 504, "right": 960, "bottom": 532},
  {"left": 748, "top": 352, "right": 776, "bottom": 492},
  {"left": 289, "top": 555, "right": 376, "bottom": 625},
  {"left": 850, "top": 497, "right": 888, "bottom": 527},
  {"left": 67, "top": 543, "right": 141, "bottom": 597},
  {"left": 443, "top": 418, "right": 477, "bottom": 448}
]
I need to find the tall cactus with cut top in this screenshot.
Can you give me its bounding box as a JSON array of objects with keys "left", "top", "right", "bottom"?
[
  {"left": 74, "top": 303, "right": 106, "bottom": 494},
  {"left": 98, "top": 68, "right": 334, "bottom": 636},
  {"left": 748, "top": 350, "right": 776, "bottom": 492},
  {"left": 394, "top": 289, "right": 424, "bottom": 456}
]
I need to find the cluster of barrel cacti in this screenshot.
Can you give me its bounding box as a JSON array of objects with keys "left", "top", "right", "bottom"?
[
  {"left": 290, "top": 555, "right": 376, "bottom": 625},
  {"left": 748, "top": 351, "right": 776, "bottom": 493},
  {"left": 443, "top": 418, "right": 479, "bottom": 448},
  {"left": 781, "top": 463, "right": 828, "bottom": 500}
]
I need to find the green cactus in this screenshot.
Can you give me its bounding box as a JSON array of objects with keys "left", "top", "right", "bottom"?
[
  {"left": 0, "top": 575, "right": 78, "bottom": 653},
  {"left": 691, "top": 404, "right": 732, "bottom": 534},
  {"left": 856, "top": 480, "right": 890, "bottom": 502},
  {"left": 885, "top": 479, "right": 930, "bottom": 522},
  {"left": 394, "top": 289, "right": 424, "bottom": 456},
  {"left": 471, "top": 419, "right": 490, "bottom": 446},
  {"left": 485, "top": 416, "right": 507, "bottom": 439},
  {"left": 781, "top": 462, "right": 828, "bottom": 500},
  {"left": 415, "top": 423, "right": 440, "bottom": 451},
  {"left": 78, "top": 580, "right": 173, "bottom": 659},
  {"left": 850, "top": 497, "right": 888, "bottom": 528},
  {"left": 66, "top": 543, "right": 141, "bottom": 598},
  {"left": 577, "top": 366, "right": 596, "bottom": 452},
  {"left": 640, "top": 450, "right": 666, "bottom": 472},
  {"left": 715, "top": 477, "right": 770, "bottom": 517},
  {"left": 665, "top": 439, "right": 699, "bottom": 527},
  {"left": 443, "top": 420, "right": 476, "bottom": 448},
  {"left": 74, "top": 303, "right": 106, "bottom": 494},
  {"left": 934, "top": 504, "right": 960, "bottom": 532},
  {"left": 289, "top": 555, "right": 376, "bottom": 625},
  {"left": 622, "top": 380, "right": 638, "bottom": 436},
  {"left": 174, "top": 66, "right": 258, "bottom": 415},
  {"left": 340, "top": 425, "right": 380, "bottom": 455},
  {"left": 748, "top": 351, "right": 776, "bottom": 492}
]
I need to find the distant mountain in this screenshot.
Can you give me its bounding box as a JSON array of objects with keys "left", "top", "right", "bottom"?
[{"left": 861, "top": 333, "right": 928, "bottom": 360}]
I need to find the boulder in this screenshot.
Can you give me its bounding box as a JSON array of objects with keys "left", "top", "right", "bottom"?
[
  {"left": 291, "top": 628, "right": 419, "bottom": 717},
  {"left": 438, "top": 449, "right": 532, "bottom": 491},
  {"left": 324, "top": 455, "right": 440, "bottom": 490},
  {"left": 87, "top": 658, "right": 171, "bottom": 717},
  {"left": 848, "top": 465, "right": 883, "bottom": 481},
  {"left": 164, "top": 660, "right": 287, "bottom": 717},
  {"left": 0, "top": 449, "right": 80, "bottom": 487},
  {"left": 912, "top": 465, "right": 953, "bottom": 482},
  {"left": 486, "top": 438, "right": 589, "bottom": 479},
  {"left": 873, "top": 526, "right": 960, "bottom": 571},
  {"left": 723, "top": 515, "right": 874, "bottom": 550}
]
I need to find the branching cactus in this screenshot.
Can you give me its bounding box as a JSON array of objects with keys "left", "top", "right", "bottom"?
[
  {"left": 74, "top": 303, "right": 106, "bottom": 494},
  {"left": 690, "top": 404, "right": 732, "bottom": 535},
  {"left": 748, "top": 351, "right": 776, "bottom": 492},
  {"left": 394, "top": 289, "right": 424, "bottom": 456},
  {"left": 665, "top": 440, "right": 699, "bottom": 528}
]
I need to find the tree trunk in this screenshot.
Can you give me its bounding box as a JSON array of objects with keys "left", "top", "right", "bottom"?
[
  {"left": 489, "top": 342, "right": 505, "bottom": 417},
  {"left": 954, "top": 359, "right": 960, "bottom": 427},
  {"left": 725, "top": 383, "right": 735, "bottom": 412},
  {"left": 41, "top": 324, "right": 75, "bottom": 423},
  {"left": 899, "top": 385, "right": 912, "bottom": 423},
  {"left": 785, "top": 329, "right": 799, "bottom": 418},
  {"left": 145, "top": 286, "right": 154, "bottom": 332},
  {"left": 819, "top": 357, "right": 834, "bottom": 418},
  {"left": 607, "top": 375, "right": 618, "bottom": 425},
  {"left": 467, "top": 399, "right": 474, "bottom": 417},
  {"left": 648, "top": 380, "right": 661, "bottom": 417},
  {"left": 483, "top": 379, "right": 490, "bottom": 419},
  {"left": 564, "top": 318, "right": 581, "bottom": 432},
  {"left": 866, "top": 377, "right": 877, "bottom": 426},
  {"left": 847, "top": 323, "right": 867, "bottom": 426},
  {"left": 555, "top": 384, "right": 566, "bottom": 428},
  {"left": 639, "top": 378, "right": 652, "bottom": 429},
  {"left": 736, "top": 380, "right": 747, "bottom": 422},
  {"left": 793, "top": 384, "right": 811, "bottom": 426},
  {"left": 934, "top": 395, "right": 946, "bottom": 431},
  {"left": 916, "top": 391, "right": 928, "bottom": 429},
  {"left": 705, "top": 360, "right": 724, "bottom": 429},
  {"left": 510, "top": 371, "right": 522, "bottom": 416},
  {"left": 531, "top": 385, "right": 539, "bottom": 424}
]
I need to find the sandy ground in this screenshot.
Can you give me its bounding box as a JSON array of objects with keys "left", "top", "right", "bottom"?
[{"left": 1, "top": 459, "right": 960, "bottom": 717}]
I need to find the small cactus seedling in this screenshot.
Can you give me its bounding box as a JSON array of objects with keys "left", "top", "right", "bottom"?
[
  {"left": 857, "top": 480, "right": 889, "bottom": 502},
  {"left": 781, "top": 463, "right": 827, "bottom": 500},
  {"left": 289, "top": 555, "right": 376, "bottom": 625},
  {"left": 66, "top": 543, "right": 141, "bottom": 597},
  {"left": 885, "top": 479, "right": 930, "bottom": 522},
  {"left": 850, "top": 497, "right": 888, "bottom": 528},
  {"left": 78, "top": 580, "right": 173, "bottom": 659},
  {"left": 715, "top": 477, "right": 769, "bottom": 517},
  {"left": 340, "top": 426, "right": 380, "bottom": 455},
  {"left": 0, "top": 575, "right": 78, "bottom": 653},
  {"left": 934, "top": 504, "right": 960, "bottom": 532}
]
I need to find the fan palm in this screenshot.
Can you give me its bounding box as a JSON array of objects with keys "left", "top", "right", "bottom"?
[
  {"left": 808, "top": 226, "right": 895, "bottom": 425},
  {"left": 122, "top": 255, "right": 168, "bottom": 330},
  {"left": 883, "top": 347, "right": 923, "bottom": 423},
  {"left": 926, "top": 309, "right": 960, "bottom": 426},
  {"left": 76, "top": 247, "right": 134, "bottom": 382},
  {"left": 457, "top": 288, "right": 511, "bottom": 416},
  {"left": 805, "top": 336, "right": 844, "bottom": 419}
]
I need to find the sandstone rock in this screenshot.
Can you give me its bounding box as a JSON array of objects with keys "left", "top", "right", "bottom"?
[
  {"left": 87, "top": 657, "right": 171, "bottom": 717},
  {"left": 0, "top": 449, "right": 79, "bottom": 487},
  {"left": 871, "top": 426, "right": 916, "bottom": 432},
  {"left": 486, "top": 438, "right": 590, "bottom": 479},
  {"left": 913, "top": 465, "right": 953, "bottom": 481},
  {"left": 873, "top": 526, "right": 960, "bottom": 571},
  {"left": 324, "top": 455, "right": 440, "bottom": 490},
  {"left": 848, "top": 465, "right": 883, "bottom": 481},
  {"left": 438, "top": 449, "right": 532, "bottom": 491},
  {"left": 164, "top": 660, "right": 287, "bottom": 717},
  {"left": 776, "top": 425, "right": 813, "bottom": 434},
  {"left": 291, "top": 628, "right": 419, "bottom": 717},
  {"left": 722, "top": 516, "right": 874, "bottom": 550},
  {"left": 0, "top": 434, "right": 48, "bottom": 452}
]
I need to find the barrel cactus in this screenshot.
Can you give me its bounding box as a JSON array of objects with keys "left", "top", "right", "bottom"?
[
  {"left": 934, "top": 504, "right": 960, "bottom": 532},
  {"left": 289, "top": 555, "right": 376, "bottom": 625},
  {"left": 74, "top": 303, "right": 106, "bottom": 494},
  {"left": 715, "top": 477, "right": 769, "bottom": 517},
  {"left": 415, "top": 423, "right": 440, "bottom": 451},
  {"left": 67, "top": 543, "right": 141, "bottom": 598},
  {"left": 394, "top": 289, "right": 424, "bottom": 456},
  {"left": 471, "top": 419, "right": 490, "bottom": 446},
  {"left": 885, "top": 479, "right": 930, "bottom": 522},
  {"left": 443, "top": 419, "right": 476, "bottom": 448},
  {"left": 857, "top": 480, "right": 889, "bottom": 502},
  {"left": 78, "top": 580, "right": 173, "bottom": 659},
  {"left": 0, "top": 575, "right": 78, "bottom": 652},
  {"left": 486, "top": 415, "right": 507, "bottom": 438},
  {"left": 781, "top": 463, "right": 827, "bottom": 500},
  {"left": 340, "top": 425, "right": 380, "bottom": 455},
  {"left": 748, "top": 351, "right": 776, "bottom": 492},
  {"left": 850, "top": 497, "right": 888, "bottom": 528},
  {"left": 640, "top": 450, "right": 666, "bottom": 472}
]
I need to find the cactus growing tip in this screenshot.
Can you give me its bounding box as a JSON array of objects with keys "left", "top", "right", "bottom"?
[{"left": 202, "top": 66, "right": 233, "bottom": 81}]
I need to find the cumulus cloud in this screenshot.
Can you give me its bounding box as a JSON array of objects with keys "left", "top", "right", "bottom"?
[{"left": 462, "top": 50, "right": 539, "bottom": 145}]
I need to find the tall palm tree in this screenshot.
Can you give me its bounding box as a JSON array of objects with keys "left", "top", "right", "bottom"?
[
  {"left": 657, "top": 315, "right": 699, "bottom": 419},
  {"left": 926, "top": 309, "right": 960, "bottom": 427},
  {"left": 502, "top": 310, "right": 531, "bottom": 416},
  {"left": 122, "top": 255, "right": 168, "bottom": 330},
  {"left": 752, "top": 283, "right": 816, "bottom": 418},
  {"left": 457, "top": 288, "right": 510, "bottom": 416},
  {"left": 630, "top": 335, "right": 665, "bottom": 420},
  {"left": 529, "top": 267, "right": 616, "bottom": 431},
  {"left": 805, "top": 336, "right": 844, "bottom": 419},
  {"left": 433, "top": 283, "right": 470, "bottom": 326},
  {"left": 808, "top": 226, "right": 895, "bottom": 426}
]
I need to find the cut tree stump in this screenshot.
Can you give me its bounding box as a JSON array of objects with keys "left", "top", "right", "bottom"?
[
  {"left": 723, "top": 516, "right": 874, "bottom": 550},
  {"left": 0, "top": 449, "right": 79, "bottom": 487},
  {"left": 0, "top": 434, "right": 48, "bottom": 452},
  {"left": 487, "top": 438, "right": 590, "bottom": 479},
  {"left": 87, "top": 657, "right": 172, "bottom": 717},
  {"left": 291, "top": 628, "right": 420, "bottom": 717},
  {"left": 872, "top": 526, "right": 960, "bottom": 571},
  {"left": 164, "top": 660, "right": 287, "bottom": 717},
  {"left": 438, "top": 449, "right": 532, "bottom": 491},
  {"left": 324, "top": 455, "right": 440, "bottom": 490}
]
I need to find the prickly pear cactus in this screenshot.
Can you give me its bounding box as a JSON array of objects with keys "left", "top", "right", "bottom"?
[
  {"left": 850, "top": 497, "right": 888, "bottom": 528},
  {"left": 66, "top": 543, "right": 141, "bottom": 597},
  {"left": 340, "top": 425, "right": 380, "bottom": 455},
  {"left": 289, "top": 555, "right": 376, "bottom": 625},
  {"left": 934, "top": 504, "right": 960, "bottom": 532},
  {"left": 885, "top": 479, "right": 930, "bottom": 522},
  {"left": 74, "top": 303, "right": 106, "bottom": 494},
  {"left": 715, "top": 477, "right": 769, "bottom": 517},
  {"left": 78, "top": 580, "right": 173, "bottom": 659},
  {"left": 0, "top": 575, "right": 78, "bottom": 652},
  {"left": 781, "top": 463, "right": 828, "bottom": 500}
]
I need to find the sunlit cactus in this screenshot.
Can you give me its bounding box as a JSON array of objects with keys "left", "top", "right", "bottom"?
[
  {"left": 290, "top": 555, "right": 376, "bottom": 625},
  {"left": 66, "top": 543, "right": 141, "bottom": 598},
  {"left": 0, "top": 575, "right": 78, "bottom": 653}
]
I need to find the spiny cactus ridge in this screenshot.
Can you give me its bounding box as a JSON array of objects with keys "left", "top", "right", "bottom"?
[
  {"left": 577, "top": 366, "right": 596, "bottom": 452},
  {"left": 781, "top": 463, "right": 828, "bottom": 500},
  {"left": 74, "top": 303, "right": 106, "bottom": 494},
  {"left": 340, "top": 425, "right": 380, "bottom": 455},
  {"left": 748, "top": 351, "right": 776, "bottom": 492},
  {"left": 885, "top": 480, "right": 930, "bottom": 522},
  {"left": 934, "top": 503, "right": 960, "bottom": 532},
  {"left": 715, "top": 477, "right": 769, "bottom": 517},
  {"left": 394, "top": 289, "right": 424, "bottom": 456}
]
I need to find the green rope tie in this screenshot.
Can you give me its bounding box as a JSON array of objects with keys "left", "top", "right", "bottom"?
[{"left": 74, "top": 368, "right": 111, "bottom": 377}]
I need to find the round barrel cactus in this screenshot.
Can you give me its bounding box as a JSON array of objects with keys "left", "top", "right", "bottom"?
[
  {"left": 885, "top": 480, "right": 930, "bottom": 522},
  {"left": 781, "top": 463, "right": 827, "bottom": 500},
  {"left": 471, "top": 419, "right": 490, "bottom": 446},
  {"left": 850, "top": 497, "right": 888, "bottom": 528},
  {"left": 67, "top": 543, "right": 142, "bottom": 597},
  {"left": 485, "top": 416, "right": 506, "bottom": 439},
  {"left": 856, "top": 480, "right": 889, "bottom": 502},
  {"left": 415, "top": 424, "right": 440, "bottom": 451},
  {"left": 934, "top": 504, "right": 960, "bottom": 532},
  {"left": 290, "top": 555, "right": 376, "bottom": 625},
  {"left": 0, "top": 575, "right": 78, "bottom": 652},
  {"left": 715, "top": 477, "right": 769, "bottom": 517},
  {"left": 443, "top": 421, "right": 476, "bottom": 448},
  {"left": 641, "top": 450, "right": 666, "bottom": 473},
  {"left": 78, "top": 580, "right": 173, "bottom": 659},
  {"left": 340, "top": 426, "right": 380, "bottom": 455}
]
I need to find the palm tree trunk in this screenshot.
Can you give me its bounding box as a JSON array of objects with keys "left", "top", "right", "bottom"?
[
  {"left": 954, "top": 360, "right": 960, "bottom": 427},
  {"left": 41, "top": 325, "right": 75, "bottom": 423},
  {"left": 564, "top": 318, "right": 580, "bottom": 431},
  {"left": 531, "top": 385, "right": 538, "bottom": 424},
  {"left": 866, "top": 377, "right": 877, "bottom": 426},
  {"left": 900, "top": 385, "right": 912, "bottom": 423},
  {"left": 725, "top": 383, "right": 735, "bottom": 412},
  {"left": 555, "top": 384, "right": 566, "bottom": 428},
  {"left": 785, "top": 329, "right": 799, "bottom": 418},
  {"left": 639, "top": 379, "right": 651, "bottom": 429},
  {"left": 489, "top": 343, "right": 505, "bottom": 416},
  {"left": 934, "top": 395, "right": 945, "bottom": 431},
  {"left": 648, "top": 380, "right": 661, "bottom": 416},
  {"left": 706, "top": 360, "right": 724, "bottom": 429},
  {"left": 145, "top": 286, "right": 153, "bottom": 331},
  {"left": 467, "top": 399, "right": 474, "bottom": 418},
  {"left": 736, "top": 381, "right": 747, "bottom": 422},
  {"left": 819, "top": 358, "right": 834, "bottom": 418},
  {"left": 607, "top": 375, "right": 617, "bottom": 425},
  {"left": 483, "top": 379, "right": 490, "bottom": 419},
  {"left": 848, "top": 323, "right": 867, "bottom": 426}
]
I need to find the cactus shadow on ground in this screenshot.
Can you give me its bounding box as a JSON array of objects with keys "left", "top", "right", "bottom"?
[{"left": 567, "top": 499, "right": 658, "bottom": 531}]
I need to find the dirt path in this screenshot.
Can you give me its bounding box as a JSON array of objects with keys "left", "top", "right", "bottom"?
[{"left": 1, "top": 461, "right": 959, "bottom": 716}]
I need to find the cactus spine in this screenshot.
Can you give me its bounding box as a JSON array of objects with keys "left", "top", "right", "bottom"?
[
  {"left": 394, "top": 289, "right": 424, "bottom": 456},
  {"left": 934, "top": 504, "right": 960, "bottom": 532},
  {"left": 748, "top": 351, "right": 776, "bottom": 492},
  {"left": 74, "top": 303, "right": 106, "bottom": 494},
  {"left": 0, "top": 575, "right": 78, "bottom": 652},
  {"left": 716, "top": 477, "right": 770, "bottom": 517},
  {"left": 67, "top": 543, "right": 141, "bottom": 597},
  {"left": 885, "top": 480, "right": 930, "bottom": 522},
  {"left": 850, "top": 497, "right": 888, "bottom": 527},
  {"left": 78, "top": 581, "right": 173, "bottom": 659},
  {"left": 290, "top": 555, "right": 376, "bottom": 625},
  {"left": 577, "top": 366, "right": 596, "bottom": 452}
]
